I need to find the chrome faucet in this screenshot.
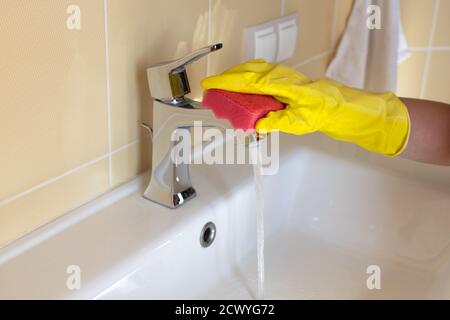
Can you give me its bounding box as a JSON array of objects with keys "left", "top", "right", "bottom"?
[{"left": 143, "top": 43, "right": 232, "bottom": 209}]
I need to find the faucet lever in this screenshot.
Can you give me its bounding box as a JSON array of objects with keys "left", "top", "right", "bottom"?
[
  {"left": 147, "top": 43, "right": 223, "bottom": 103},
  {"left": 169, "top": 43, "right": 222, "bottom": 73},
  {"left": 144, "top": 44, "right": 229, "bottom": 209}
]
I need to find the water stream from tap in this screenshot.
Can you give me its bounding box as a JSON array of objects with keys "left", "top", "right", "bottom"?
[{"left": 251, "top": 136, "right": 265, "bottom": 300}]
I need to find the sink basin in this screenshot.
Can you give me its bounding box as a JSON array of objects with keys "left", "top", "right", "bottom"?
[{"left": 1, "top": 133, "right": 449, "bottom": 299}]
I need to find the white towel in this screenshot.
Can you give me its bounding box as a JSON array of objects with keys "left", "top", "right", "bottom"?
[{"left": 326, "top": 0, "right": 407, "bottom": 92}]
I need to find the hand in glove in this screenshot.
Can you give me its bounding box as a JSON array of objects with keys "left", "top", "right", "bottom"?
[{"left": 201, "top": 59, "right": 410, "bottom": 156}]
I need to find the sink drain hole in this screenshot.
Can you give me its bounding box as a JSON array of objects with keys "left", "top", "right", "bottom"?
[{"left": 200, "top": 222, "right": 216, "bottom": 248}]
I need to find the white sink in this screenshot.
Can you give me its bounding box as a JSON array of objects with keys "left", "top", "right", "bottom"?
[{"left": 1, "top": 133, "right": 449, "bottom": 299}]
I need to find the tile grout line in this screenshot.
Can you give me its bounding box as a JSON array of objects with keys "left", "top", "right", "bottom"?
[
  {"left": 280, "top": 0, "right": 285, "bottom": 16},
  {"left": 410, "top": 46, "right": 450, "bottom": 52},
  {"left": 0, "top": 139, "right": 139, "bottom": 208},
  {"left": 0, "top": 154, "right": 109, "bottom": 207},
  {"left": 292, "top": 50, "right": 332, "bottom": 69},
  {"left": 111, "top": 139, "right": 139, "bottom": 156},
  {"left": 103, "top": 0, "right": 113, "bottom": 187},
  {"left": 420, "top": 0, "right": 440, "bottom": 99},
  {"left": 1, "top": 0, "right": 136, "bottom": 208},
  {"left": 206, "top": 0, "right": 212, "bottom": 76}
]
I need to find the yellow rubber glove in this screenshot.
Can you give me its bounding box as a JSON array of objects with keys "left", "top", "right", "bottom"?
[{"left": 201, "top": 59, "right": 410, "bottom": 156}]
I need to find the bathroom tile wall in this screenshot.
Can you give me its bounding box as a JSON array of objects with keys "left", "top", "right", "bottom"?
[
  {"left": 397, "top": 0, "right": 450, "bottom": 103},
  {"left": 0, "top": 0, "right": 351, "bottom": 248},
  {"left": 0, "top": 0, "right": 110, "bottom": 248}
]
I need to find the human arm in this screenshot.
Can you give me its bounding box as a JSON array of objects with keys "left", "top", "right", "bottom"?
[
  {"left": 202, "top": 59, "right": 450, "bottom": 165},
  {"left": 400, "top": 98, "right": 450, "bottom": 165}
]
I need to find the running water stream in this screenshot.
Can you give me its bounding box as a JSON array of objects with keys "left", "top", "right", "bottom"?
[{"left": 251, "top": 137, "right": 265, "bottom": 300}]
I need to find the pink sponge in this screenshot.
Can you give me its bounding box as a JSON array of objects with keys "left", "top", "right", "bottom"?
[{"left": 202, "top": 89, "right": 285, "bottom": 131}]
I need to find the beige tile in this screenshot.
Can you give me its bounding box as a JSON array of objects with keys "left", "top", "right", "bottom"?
[
  {"left": 333, "top": 0, "right": 354, "bottom": 49},
  {"left": 108, "top": 0, "right": 209, "bottom": 149},
  {"left": 400, "top": 0, "right": 435, "bottom": 47},
  {"left": 424, "top": 52, "right": 450, "bottom": 103},
  {"left": 111, "top": 132, "right": 152, "bottom": 188},
  {"left": 209, "top": 0, "right": 281, "bottom": 74},
  {"left": 396, "top": 53, "right": 426, "bottom": 99},
  {"left": 296, "top": 53, "right": 333, "bottom": 80},
  {"left": 0, "top": 159, "right": 109, "bottom": 249},
  {"left": 433, "top": 0, "right": 450, "bottom": 46},
  {"left": 0, "top": 0, "right": 108, "bottom": 200},
  {"left": 284, "top": 0, "right": 335, "bottom": 66}
]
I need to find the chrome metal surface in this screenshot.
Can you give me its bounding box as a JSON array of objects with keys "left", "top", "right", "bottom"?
[
  {"left": 143, "top": 43, "right": 231, "bottom": 208},
  {"left": 200, "top": 222, "right": 216, "bottom": 248},
  {"left": 147, "top": 43, "right": 222, "bottom": 103}
]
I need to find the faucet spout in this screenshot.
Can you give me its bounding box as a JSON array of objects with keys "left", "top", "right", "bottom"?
[{"left": 144, "top": 98, "right": 232, "bottom": 208}]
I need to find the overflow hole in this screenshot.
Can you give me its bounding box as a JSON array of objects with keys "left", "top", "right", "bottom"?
[{"left": 200, "top": 222, "right": 216, "bottom": 248}]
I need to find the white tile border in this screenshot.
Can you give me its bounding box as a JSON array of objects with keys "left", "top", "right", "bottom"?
[
  {"left": 206, "top": 0, "right": 213, "bottom": 76},
  {"left": 419, "top": 0, "right": 441, "bottom": 99},
  {"left": 410, "top": 46, "right": 450, "bottom": 52},
  {"left": 0, "top": 139, "right": 139, "bottom": 208},
  {"left": 103, "top": 0, "right": 113, "bottom": 187},
  {"left": 0, "top": 154, "right": 109, "bottom": 207},
  {"left": 292, "top": 50, "right": 332, "bottom": 69},
  {"left": 111, "top": 139, "right": 139, "bottom": 156}
]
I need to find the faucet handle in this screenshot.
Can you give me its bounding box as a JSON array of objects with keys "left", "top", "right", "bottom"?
[
  {"left": 170, "top": 43, "right": 222, "bottom": 73},
  {"left": 147, "top": 43, "right": 223, "bottom": 103}
]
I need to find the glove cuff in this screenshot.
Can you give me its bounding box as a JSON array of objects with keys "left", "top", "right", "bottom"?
[{"left": 389, "top": 98, "right": 411, "bottom": 157}]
